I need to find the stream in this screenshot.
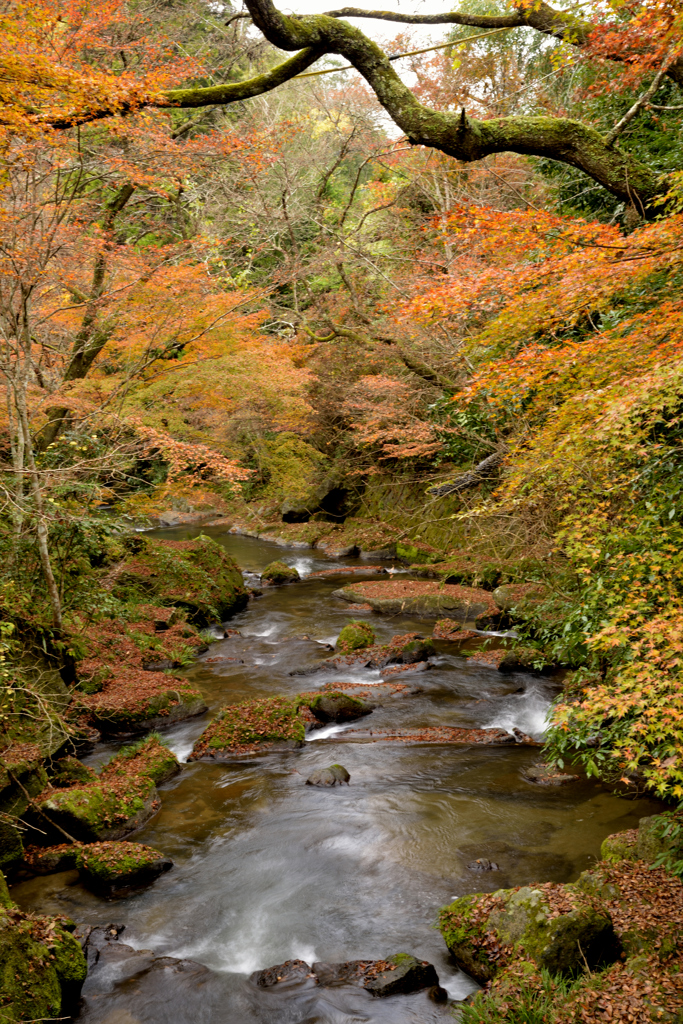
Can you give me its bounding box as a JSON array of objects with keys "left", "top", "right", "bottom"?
[{"left": 10, "top": 528, "right": 666, "bottom": 1024}]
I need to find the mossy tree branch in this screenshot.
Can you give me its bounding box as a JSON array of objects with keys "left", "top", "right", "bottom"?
[{"left": 235, "top": 0, "right": 668, "bottom": 215}]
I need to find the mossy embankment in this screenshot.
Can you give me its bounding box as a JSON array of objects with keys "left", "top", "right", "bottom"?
[{"left": 442, "top": 812, "right": 683, "bottom": 1022}]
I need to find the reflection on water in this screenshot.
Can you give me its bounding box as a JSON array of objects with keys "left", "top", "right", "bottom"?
[{"left": 10, "top": 528, "right": 667, "bottom": 1024}]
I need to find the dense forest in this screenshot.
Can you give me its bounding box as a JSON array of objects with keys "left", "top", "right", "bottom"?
[{"left": 3, "top": 1, "right": 683, "bottom": 1022}]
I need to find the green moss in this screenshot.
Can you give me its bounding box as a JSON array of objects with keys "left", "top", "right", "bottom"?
[
  {"left": 0, "top": 870, "right": 11, "bottom": 909},
  {"left": 396, "top": 541, "right": 443, "bottom": 564},
  {"left": 600, "top": 831, "right": 638, "bottom": 864},
  {"left": 113, "top": 535, "right": 247, "bottom": 624},
  {"left": 75, "top": 840, "right": 169, "bottom": 887},
  {"left": 261, "top": 560, "right": 300, "bottom": 584},
  {"left": 336, "top": 621, "right": 376, "bottom": 654},
  {"left": 36, "top": 736, "right": 177, "bottom": 840},
  {"left": 0, "top": 907, "right": 86, "bottom": 1022},
  {"left": 108, "top": 733, "right": 179, "bottom": 785},
  {"left": 0, "top": 819, "right": 23, "bottom": 875},
  {"left": 258, "top": 432, "right": 333, "bottom": 516},
  {"left": 49, "top": 756, "right": 97, "bottom": 788}
]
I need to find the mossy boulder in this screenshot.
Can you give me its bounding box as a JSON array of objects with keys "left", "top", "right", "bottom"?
[
  {"left": 23, "top": 844, "right": 80, "bottom": 875},
  {"left": 439, "top": 884, "right": 620, "bottom": 984},
  {"left": 336, "top": 621, "right": 376, "bottom": 654},
  {"left": 33, "top": 736, "right": 178, "bottom": 842},
  {"left": 0, "top": 819, "right": 23, "bottom": 875},
  {"left": 113, "top": 534, "right": 247, "bottom": 624},
  {"left": 258, "top": 432, "right": 336, "bottom": 519},
  {"left": 48, "top": 756, "right": 97, "bottom": 788},
  {"left": 306, "top": 691, "right": 370, "bottom": 723},
  {"left": 492, "top": 583, "right": 548, "bottom": 614},
  {"left": 189, "top": 695, "right": 307, "bottom": 760},
  {"left": 333, "top": 580, "right": 500, "bottom": 623},
  {"left": 76, "top": 840, "right": 172, "bottom": 893},
  {"left": 396, "top": 540, "right": 443, "bottom": 565},
  {"left": 600, "top": 814, "right": 683, "bottom": 868},
  {"left": 0, "top": 897, "right": 87, "bottom": 1022},
  {"left": 260, "top": 561, "right": 300, "bottom": 585}
]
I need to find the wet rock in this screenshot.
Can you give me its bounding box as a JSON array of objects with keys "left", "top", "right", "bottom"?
[
  {"left": 0, "top": 890, "right": 87, "bottom": 1022},
  {"left": 439, "top": 884, "right": 620, "bottom": 984},
  {"left": 362, "top": 954, "right": 439, "bottom": 997},
  {"left": 251, "top": 959, "right": 314, "bottom": 987},
  {"left": 306, "top": 764, "right": 350, "bottom": 786},
  {"left": 336, "top": 620, "right": 376, "bottom": 654},
  {"left": 468, "top": 858, "right": 499, "bottom": 872},
  {"left": 523, "top": 762, "right": 579, "bottom": 786},
  {"left": 332, "top": 726, "right": 524, "bottom": 746},
  {"left": 22, "top": 844, "right": 79, "bottom": 875},
  {"left": 333, "top": 580, "right": 500, "bottom": 624},
  {"left": 307, "top": 692, "right": 371, "bottom": 723},
  {"left": 77, "top": 923, "right": 224, "bottom": 1023},
  {"left": 260, "top": 560, "right": 300, "bottom": 585},
  {"left": 76, "top": 840, "right": 173, "bottom": 894},
  {"left": 308, "top": 632, "right": 436, "bottom": 675},
  {"left": 315, "top": 537, "right": 359, "bottom": 558},
  {"left": 30, "top": 736, "right": 178, "bottom": 842},
  {"left": 311, "top": 954, "right": 439, "bottom": 996}
]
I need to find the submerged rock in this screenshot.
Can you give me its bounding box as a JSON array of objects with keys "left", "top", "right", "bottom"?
[
  {"left": 523, "top": 762, "right": 579, "bottom": 786},
  {"left": 260, "top": 560, "right": 300, "bottom": 584},
  {"left": 468, "top": 858, "right": 500, "bottom": 872},
  {"left": 306, "top": 764, "right": 350, "bottom": 786}
]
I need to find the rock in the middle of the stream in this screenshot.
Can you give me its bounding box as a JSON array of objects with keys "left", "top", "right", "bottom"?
[
  {"left": 306, "top": 764, "right": 350, "bottom": 786},
  {"left": 251, "top": 953, "right": 439, "bottom": 997}
]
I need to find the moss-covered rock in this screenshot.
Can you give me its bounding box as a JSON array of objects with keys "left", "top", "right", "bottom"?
[
  {"left": 318, "top": 631, "right": 435, "bottom": 671},
  {"left": 439, "top": 883, "right": 620, "bottom": 984},
  {"left": 113, "top": 534, "right": 247, "bottom": 624},
  {"left": 306, "top": 692, "right": 371, "bottom": 723},
  {"left": 601, "top": 828, "right": 639, "bottom": 864},
  {"left": 48, "top": 756, "right": 97, "bottom": 788},
  {"left": 33, "top": 735, "right": 178, "bottom": 841},
  {"left": 258, "top": 432, "right": 336, "bottom": 519},
  {"left": 75, "top": 840, "right": 172, "bottom": 893},
  {"left": 23, "top": 843, "right": 80, "bottom": 875},
  {"left": 396, "top": 540, "right": 443, "bottom": 565},
  {"left": 0, "top": 819, "right": 23, "bottom": 875},
  {"left": 0, "top": 897, "right": 87, "bottom": 1022},
  {"left": 188, "top": 688, "right": 370, "bottom": 760},
  {"left": 336, "top": 621, "right": 376, "bottom": 654},
  {"left": 260, "top": 560, "right": 300, "bottom": 585},
  {"left": 599, "top": 814, "right": 683, "bottom": 868},
  {"left": 189, "top": 695, "right": 306, "bottom": 759},
  {"left": 333, "top": 580, "right": 500, "bottom": 622}
]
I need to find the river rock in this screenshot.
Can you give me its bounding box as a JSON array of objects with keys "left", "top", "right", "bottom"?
[
  {"left": 22, "top": 844, "right": 79, "bottom": 875},
  {"left": 29, "top": 736, "right": 178, "bottom": 842},
  {"left": 0, "top": 889, "right": 87, "bottom": 1022},
  {"left": 439, "top": 883, "right": 620, "bottom": 984},
  {"left": 76, "top": 841, "right": 173, "bottom": 894},
  {"left": 523, "top": 762, "right": 579, "bottom": 786},
  {"left": 260, "top": 560, "right": 300, "bottom": 584},
  {"left": 252, "top": 954, "right": 439, "bottom": 997},
  {"left": 251, "top": 959, "right": 314, "bottom": 987},
  {"left": 306, "top": 764, "right": 350, "bottom": 786},
  {"left": 76, "top": 923, "right": 225, "bottom": 1022},
  {"left": 333, "top": 580, "right": 500, "bottom": 624},
  {"left": 468, "top": 858, "right": 499, "bottom": 872},
  {"left": 600, "top": 812, "right": 683, "bottom": 867},
  {"left": 307, "top": 692, "right": 371, "bottom": 723},
  {"left": 336, "top": 621, "right": 376, "bottom": 654}
]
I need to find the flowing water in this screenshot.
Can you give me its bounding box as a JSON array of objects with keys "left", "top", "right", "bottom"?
[{"left": 11, "top": 528, "right": 666, "bottom": 1024}]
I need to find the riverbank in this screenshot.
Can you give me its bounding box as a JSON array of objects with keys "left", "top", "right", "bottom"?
[{"left": 3, "top": 526, "right": 681, "bottom": 1022}]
